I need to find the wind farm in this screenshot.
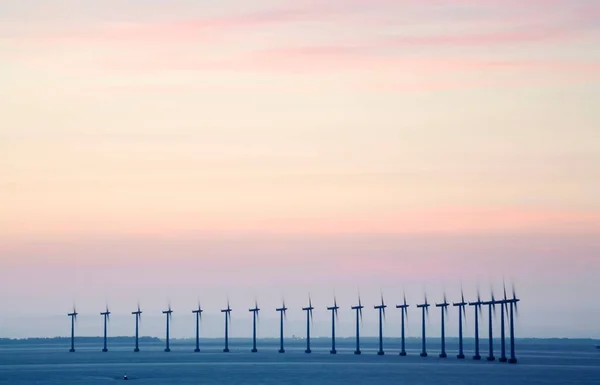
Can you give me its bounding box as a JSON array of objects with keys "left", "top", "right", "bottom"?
[
  {"left": 49, "top": 286, "right": 523, "bottom": 363},
  {"left": 9, "top": 281, "right": 600, "bottom": 385}
]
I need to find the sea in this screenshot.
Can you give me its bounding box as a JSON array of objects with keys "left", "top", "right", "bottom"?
[{"left": 1, "top": 338, "right": 598, "bottom": 384}]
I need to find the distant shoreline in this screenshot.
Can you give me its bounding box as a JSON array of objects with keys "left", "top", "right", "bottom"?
[{"left": 1, "top": 337, "right": 598, "bottom": 345}]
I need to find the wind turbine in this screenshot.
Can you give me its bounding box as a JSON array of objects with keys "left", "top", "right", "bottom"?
[
  {"left": 327, "top": 297, "right": 339, "bottom": 354},
  {"left": 499, "top": 283, "right": 509, "bottom": 362},
  {"left": 192, "top": 303, "right": 203, "bottom": 353},
  {"left": 302, "top": 296, "right": 314, "bottom": 354},
  {"left": 276, "top": 300, "right": 288, "bottom": 353},
  {"left": 508, "top": 284, "right": 520, "bottom": 364},
  {"left": 221, "top": 300, "right": 232, "bottom": 353},
  {"left": 351, "top": 295, "right": 364, "bottom": 355},
  {"left": 482, "top": 290, "right": 497, "bottom": 361},
  {"left": 436, "top": 294, "right": 449, "bottom": 358},
  {"left": 453, "top": 290, "right": 468, "bottom": 359},
  {"left": 417, "top": 295, "right": 430, "bottom": 357},
  {"left": 396, "top": 294, "right": 409, "bottom": 356},
  {"left": 374, "top": 295, "right": 387, "bottom": 356},
  {"left": 163, "top": 304, "right": 173, "bottom": 352},
  {"left": 469, "top": 291, "right": 484, "bottom": 360},
  {"left": 132, "top": 304, "right": 142, "bottom": 352},
  {"left": 100, "top": 305, "right": 110, "bottom": 352},
  {"left": 68, "top": 306, "right": 78, "bottom": 352},
  {"left": 249, "top": 300, "right": 260, "bottom": 353}
]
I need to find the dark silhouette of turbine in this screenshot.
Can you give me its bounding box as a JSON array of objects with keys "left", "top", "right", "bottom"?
[
  {"left": 100, "top": 305, "right": 110, "bottom": 352},
  {"left": 396, "top": 294, "right": 409, "bottom": 356},
  {"left": 302, "top": 296, "right": 314, "bottom": 354}
]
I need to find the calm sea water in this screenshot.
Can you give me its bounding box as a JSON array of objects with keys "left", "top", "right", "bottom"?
[{"left": 1, "top": 339, "right": 599, "bottom": 384}]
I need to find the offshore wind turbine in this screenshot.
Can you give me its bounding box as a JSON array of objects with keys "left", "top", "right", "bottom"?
[
  {"left": 508, "top": 285, "right": 520, "bottom": 364},
  {"left": 249, "top": 300, "right": 260, "bottom": 353},
  {"left": 192, "top": 303, "right": 203, "bottom": 352},
  {"left": 499, "top": 283, "right": 509, "bottom": 362},
  {"left": 132, "top": 304, "right": 142, "bottom": 352},
  {"left": 417, "top": 295, "right": 430, "bottom": 357},
  {"left": 351, "top": 296, "right": 364, "bottom": 355},
  {"left": 482, "top": 291, "right": 497, "bottom": 361},
  {"left": 100, "top": 306, "right": 110, "bottom": 352},
  {"left": 396, "top": 294, "right": 409, "bottom": 356},
  {"left": 436, "top": 294, "right": 449, "bottom": 358},
  {"left": 374, "top": 295, "right": 387, "bottom": 355},
  {"left": 469, "top": 292, "right": 484, "bottom": 360},
  {"left": 221, "top": 300, "right": 232, "bottom": 352},
  {"left": 327, "top": 297, "right": 339, "bottom": 354},
  {"left": 276, "top": 300, "right": 288, "bottom": 353},
  {"left": 453, "top": 290, "right": 468, "bottom": 359},
  {"left": 67, "top": 306, "right": 78, "bottom": 352},
  {"left": 302, "top": 297, "right": 314, "bottom": 354},
  {"left": 163, "top": 304, "right": 174, "bottom": 352}
]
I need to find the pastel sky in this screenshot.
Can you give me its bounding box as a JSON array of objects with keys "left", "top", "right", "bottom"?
[{"left": 1, "top": 0, "right": 599, "bottom": 339}]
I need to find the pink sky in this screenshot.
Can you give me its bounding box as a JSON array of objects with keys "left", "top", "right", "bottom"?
[{"left": 0, "top": 0, "right": 599, "bottom": 338}]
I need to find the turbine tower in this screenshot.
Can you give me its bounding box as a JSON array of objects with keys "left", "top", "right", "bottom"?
[
  {"left": 192, "top": 303, "right": 203, "bottom": 353},
  {"left": 469, "top": 292, "right": 484, "bottom": 360},
  {"left": 436, "top": 294, "right": 449, "bottom": 358},
  {"left": 327, "top": 297, "right": 339, "bottom": 354},
  {"left": 374, "top": 295, "right": 387, "bottom": 356},
  {"left": 499, "top": 283, "right": 509, "bottom": 362},
  {"left": 221, "top": 300, "right": 232, "bottom": 353},
  {"left": 351, "top": 296, "right": 364, "bottom": 355},
  {"left": 302, "top": 297, "right": 314, "bottom": 354},
  {"left": 508, "top": 285, "right": 520, "bottom": 364},
  {"left": 396, "top": 294, "right": 409, "bottom": 356},
  {"left": 276, "top": 300, "right": 288, "bottom": 353},
  {"left": 453, "top": 290, "right": 468, "bottom": 359},
  {"left": 482, "top": 291, "right": 497, "bottom": 361},
  {"left": 417, "top": 295, "right": 430, "bottom": 357},
  {"left": 132, "top": 304, "right": 142, "bottom": 352},
  {"left": 249, "top": 301, "right": 260, "bottom": 353},
  {"left": 100, "top": 306, "right": 110, "bottom": 352},
  {"left": 163, "top": 304, "right": 173, "bottom": 352},
  {"left": 68, "top": 307, "right": 78, "bottom": 352}
]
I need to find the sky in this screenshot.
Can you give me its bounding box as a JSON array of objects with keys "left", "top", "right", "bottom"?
[{"left": 1, "top": 0, "right": 599, "bottom": 339}]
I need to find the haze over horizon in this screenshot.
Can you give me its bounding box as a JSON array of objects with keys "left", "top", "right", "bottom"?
[{"left": 1, "top": 1, "right": 599, "bottom": 339}]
